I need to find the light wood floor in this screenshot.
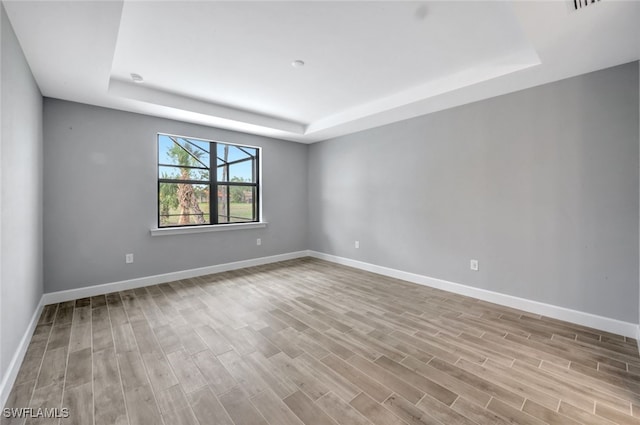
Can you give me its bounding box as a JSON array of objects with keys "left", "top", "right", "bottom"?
[{"left": 4, "top": 258, "right": 640, "bottom": 425}]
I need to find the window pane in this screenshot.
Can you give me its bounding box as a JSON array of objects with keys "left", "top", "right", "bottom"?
[
  {"left": 217, "top": 143, "right": 256, "bottom": 165},
  {"left": 159, "top": 183, "right": 210, "bottom": 227},
  {"left": 230, "top": 186, "right": 256, "bottom": 222},
  {"left": 159, "top": 135, "right": 210, "bottom": 168},
  {"left": 217, "top": 185, "right": 256, "bottom": 223},
  {"left": 217, "top": 160, "right": 254, "bottom": 183},
  {"left": 229, "top": 160, "right": 254, "bottom": 182},
  {"left": 159, "top": 165, "right": 209, "bottom": 181}
]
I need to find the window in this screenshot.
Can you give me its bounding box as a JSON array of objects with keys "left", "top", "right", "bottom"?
[{"left": 157, "top": 134, "right": 260, "bottom": 228}]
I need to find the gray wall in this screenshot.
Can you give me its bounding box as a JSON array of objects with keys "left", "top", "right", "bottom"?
[
  {"left": 0, "top": 4, "right": 43, "bottom": 384},
  {"left": 43, "top": 100, "right": 308, "bottom": 293},
  {"left": 308, "top": 62, "right": 640, "bottom": 323}
]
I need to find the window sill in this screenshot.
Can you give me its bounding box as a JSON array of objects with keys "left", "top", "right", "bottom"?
[{"left": 150, "top": 222, "right": 267, "bottom": 236}]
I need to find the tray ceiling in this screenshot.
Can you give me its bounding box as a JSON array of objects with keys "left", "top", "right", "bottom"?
[{"left": 4, "top": 1, "right": 639, "bottom": 143}]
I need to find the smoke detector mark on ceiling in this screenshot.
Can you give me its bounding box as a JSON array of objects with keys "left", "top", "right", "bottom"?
[{"left": 414, "top": 5, "right": 428, "bottom": 20}]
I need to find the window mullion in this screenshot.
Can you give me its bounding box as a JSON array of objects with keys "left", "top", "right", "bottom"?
[{"left": 211, "top": 142, "right": 218, "bottom": 224}]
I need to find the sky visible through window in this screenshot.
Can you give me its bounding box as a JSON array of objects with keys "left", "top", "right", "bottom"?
[{"left": 158, "top": 134, "right": 254, "bottom": 182}]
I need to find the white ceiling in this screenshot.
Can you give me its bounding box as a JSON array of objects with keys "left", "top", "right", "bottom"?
[{"left": 3, "top": 0, "right": 640, "bottom": 143}]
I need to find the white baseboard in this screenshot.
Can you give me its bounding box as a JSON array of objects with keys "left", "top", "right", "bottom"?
[
  {"left": 308, "top": 250, "right": 638, "bottom": 339},
  {"left": 43, "top": 251, "right": 309, "bottom": 305},
  {"left": 0, "top": 298, "right": 44, "bottom": 410}
]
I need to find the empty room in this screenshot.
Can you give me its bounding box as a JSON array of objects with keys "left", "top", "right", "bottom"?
[{"left": 2, "top": 0, "right": 640, "bottom": 424}]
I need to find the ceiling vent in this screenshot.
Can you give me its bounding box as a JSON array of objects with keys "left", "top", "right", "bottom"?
[{"left": 573, "top": 0, "right": 600, "bottom": 10}]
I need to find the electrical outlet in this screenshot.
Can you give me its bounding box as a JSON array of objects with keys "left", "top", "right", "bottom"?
[
  {"left": 470, "top": 259, "right": 479, "bottom": 271},
  {"left": 125, "top": 253, "right": 134, "bottom": 264},
  {"left": 355, "top": 241, "right": 360, "bottom": 249},
  {"left": 257, "top": 238, "right": 261, "bottom": 246}
]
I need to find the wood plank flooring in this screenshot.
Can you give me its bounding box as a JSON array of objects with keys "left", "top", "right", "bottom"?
[{"left": 3, "top": 257, "right": 640, "bottom": 425}]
